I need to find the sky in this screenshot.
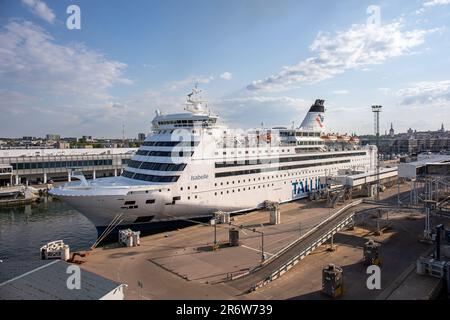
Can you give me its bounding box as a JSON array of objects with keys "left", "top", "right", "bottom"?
[{"left": 0, "top": 0, "right": 450, "bottom": 138}]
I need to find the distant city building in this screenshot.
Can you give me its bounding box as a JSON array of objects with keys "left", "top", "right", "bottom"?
[
  {"left": 82, "top": 135, "right": 93, "bottom": 142},
  {"left": 46, "top": 134, "right": 60, "bottom": 141},
  {"left": 361, "top": 124, "right": 450, "bottom": 156},
  {"left": 63, "top": 137, "right": 78, "bottom": 143},
  {"left": 138, "top": 133, "right": 146, "bottom": 141},
  {"left": 22, "top": 136, "right": 35, "bottom": 141},
  {"left": 55, "top": 141, "right": 70, "bottom": 149}
]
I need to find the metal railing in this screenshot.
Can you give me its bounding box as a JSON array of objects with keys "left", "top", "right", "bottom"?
[{"left": 237, "top": 199, "right": 363, "bottom": 292}]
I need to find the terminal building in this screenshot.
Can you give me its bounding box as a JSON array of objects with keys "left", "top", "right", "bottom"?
[{"left": 0, "top": 148, "right": 137, "bottom": 186}]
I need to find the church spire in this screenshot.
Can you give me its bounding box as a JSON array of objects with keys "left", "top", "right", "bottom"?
[{"left": 389, "top": 122, "right": 395, "bottom": 137}]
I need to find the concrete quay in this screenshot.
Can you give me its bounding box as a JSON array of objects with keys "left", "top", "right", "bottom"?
[{"left": 77, "top": 183, "right": 449, "bottom": 300}]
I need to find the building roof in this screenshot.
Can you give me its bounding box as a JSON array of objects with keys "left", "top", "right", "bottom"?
[
  {"left": 0, "top": 148, "right": 137, "bottom": 159},
  {"left": 0, "top": 260, "right": 122, "bottom": 300}
]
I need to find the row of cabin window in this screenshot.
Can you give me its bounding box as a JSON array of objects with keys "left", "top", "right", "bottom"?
[
  {"left": 296, "top": 141, "right": 325, "bottom": 146},
  {"left": 214, "top": 183, "right": 276, "bottom": 196},
  {"left": 124, "top": 199, "right": 155, "bottom": 205},
  {"left": 280, "top": 132, "right": 321, "bottom": 137},
  {"left": 215, "top": 152, "right": 367, "bottom": 168},
  {"left": 213, "top": 166, "right": 337, "bottom": 187},
  {"left": 215, "top": 149, "right": 291, "bottom": 156},
  {"left": 153, "top": 129, "right": 204, "bottom": 134},
  {"left": 136, "top": 150, "right": 194, "bottom": 157},
  {"left": 215, "top": 159, "right": 351, "bottom": 178},
  {"left": 127, "top": 160, "right": 186, "bottom": 172},
  {"left": 122, "top": 170, "right": 179, "bottom": 182},
  {"left": 158, "top": 119, "right": 216, "bottom": 126},
  {"left": 141, "top": 141, "right": 199, "bottom": 147}
]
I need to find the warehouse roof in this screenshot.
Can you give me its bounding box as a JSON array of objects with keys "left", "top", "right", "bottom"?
[{"left": 0, "top": 260, "right": 123, "bottom": 300}]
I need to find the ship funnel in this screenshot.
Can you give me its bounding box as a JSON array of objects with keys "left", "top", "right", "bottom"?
[{"left": 299, "top": 99, "right": 325, "bottom": 132}]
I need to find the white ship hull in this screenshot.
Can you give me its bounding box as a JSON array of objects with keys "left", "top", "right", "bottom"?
[{"left": 50, "top": 94, "right": 375, "bottom": 235}]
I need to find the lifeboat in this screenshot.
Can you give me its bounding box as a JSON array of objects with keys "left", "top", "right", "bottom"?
[
  {"left": 337, "top": 134, "right": 350, "bottom": 142},
  {"left": 320, "top": 134, "right": 337, "bottom": 141}
]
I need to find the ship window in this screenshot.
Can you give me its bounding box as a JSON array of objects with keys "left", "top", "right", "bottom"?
[
  {"left": 173, "top": 196, "right": 181, "bottom": 201},
  {"left": 124, "top": 201, "right": 135, "bottom": 205},
  {"left": 134, "top": 216, "right": 155, "bottom": 223},
  {"left": 146, "top": 199, "right": 155, "bottom": 204}
]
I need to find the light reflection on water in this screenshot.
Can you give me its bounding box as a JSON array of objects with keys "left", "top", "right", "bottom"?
[{"left": 0, "top": 197, "right": 97, "bottom": 263}]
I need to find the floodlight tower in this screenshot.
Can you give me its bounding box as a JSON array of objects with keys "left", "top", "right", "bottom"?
[{"left": 372, "top": 105, "right": 382, "bottom": 201}]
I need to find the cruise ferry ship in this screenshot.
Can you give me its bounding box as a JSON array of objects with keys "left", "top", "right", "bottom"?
[{"left": 50, "top": 88, "right": 376, "bottom": 234}]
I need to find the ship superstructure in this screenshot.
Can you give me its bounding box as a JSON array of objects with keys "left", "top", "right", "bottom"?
[{"left": 50, "top": 88, "right": 376, "bottom": 233}]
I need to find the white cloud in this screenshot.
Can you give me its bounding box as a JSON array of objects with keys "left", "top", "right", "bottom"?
[
  {"left": 220, "top": 72, "right": 233, "bottom": 80},
  {"left": 423, "top": 0, "right": 450, "bottom": 7},
  {"left": 247, "top": 21, "right": 435, "bottom": 92},
  {"left": 397, "top": 80, "right": 450, "bottom": 106},
  {"left": 0, "top": 21, "right": 134, "bottom": 137},
  {"left": 415, "top": 0, "right": 450, "bottom": 15},
  {"left": 332, "top": 90, "right": 349, "bottom": 95},
  {"left": 0, "top": 21, "right": 131, "bottom": 101},
  {"left": 21, "top": 0, "right": 55, "bottom": 24}
]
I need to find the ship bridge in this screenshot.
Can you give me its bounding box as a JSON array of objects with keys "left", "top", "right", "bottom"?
[{"left": 151, "top": 87, "right": 219, "bottom": 130}]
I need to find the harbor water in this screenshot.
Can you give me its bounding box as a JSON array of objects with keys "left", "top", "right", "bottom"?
[{"left": 0, "top": 197, "right": 97, "bottom": 263}]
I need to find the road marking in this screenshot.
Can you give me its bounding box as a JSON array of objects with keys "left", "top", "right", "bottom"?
[{"left": 241, "top": 245, "right": 275, "bottom": 256}]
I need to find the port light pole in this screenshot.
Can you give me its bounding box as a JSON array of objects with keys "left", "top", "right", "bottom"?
[{"left": 372, "top": 105, "right": 382, "bottom": 201}]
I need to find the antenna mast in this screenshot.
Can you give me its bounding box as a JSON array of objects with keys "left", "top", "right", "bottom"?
[{"left": 122, "top": 123, "right": 125, "bottom": 146}]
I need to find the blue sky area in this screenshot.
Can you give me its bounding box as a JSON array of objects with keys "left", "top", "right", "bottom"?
[{"left": 1, "top": 0, "right": 449, "bottom": 137}]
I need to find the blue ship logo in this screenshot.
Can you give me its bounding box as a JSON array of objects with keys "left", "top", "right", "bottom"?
[{"left": 291, "top": 177, "right": 324, "bottom": 197}]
